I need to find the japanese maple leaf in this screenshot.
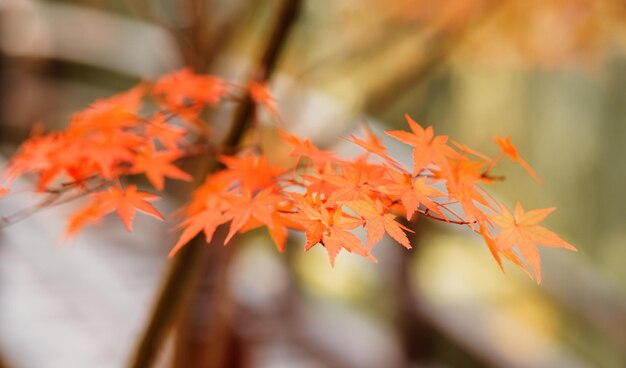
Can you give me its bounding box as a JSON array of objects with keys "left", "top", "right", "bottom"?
[
  {"left": 65, "top": 201, "right": 108, "bottom": 237},
  {"left": 443, "top": 158, "right": 488, "bottom": 189},
  {"left": 169, "top": 188, "right": 235, "bottom": 257},
  {"left": 349, "top": 125, "right": 402, "bottom": 169},
  {"left": 77, "top": 133, "right": 140, "bottom": 179},
  {"left": 491, "top": 202, "right": 576, "bottom": 283},
  {"left": 0, "top": 188, "right": 7, "bottom": 198},
  {"left": 322, "top": 227, "right": 373, "bottom": 266},
  {"left": 6, "top": 132, "right": 94, "bottom": 191},
  {"left": 385, "top": 115, "right": 457, "bottom": 176},
  {"left": 68, "top": 85, "right": 144, "bottom": 136},
  {"left": 180, "top": 171, "right": 233, "bottom": 217},
  {"left": 278, "top": 130, "right": 335, "bottom": 169},
  {"left": 152, "top": 68, "right": 228, "bottom": 114},
  {"left": 169, "top": 208, "right": 226, "bottom": 257},
  {"left": 90, "top": 185, "right": 164, "bottom": 232},
  {"left": 299, "top": 163, "right": 342, "bottom": 196},
  {"left": 345, "top": 197, "right": 413, "bottom": 249},
  {"left": 133, "top": 145, "right": 192, "bottom": 190},
  {"left": 222, "top": 188, "right": 286, "bottom": 245},
  {"left": 495, "top": 135, "right": 541, "bottom": 183},
  {"left": 452, "top": 140, "right": 493, "bottom": 163},
  {"left": 323, "top": 161, "right": 383, "bottom": 205},
  {"left": 145, "top": 113, "right": 187, "bottom": 150},
  {"left": 439, "top": 158, "right": 498, "bottom": 226},
  {"left": 266, "top": 212, "right": 290, "bottom": 251},
  {"left": 479, "top": 224, "right": 503, "bottom": 271},
  {"left": 441, "top": 178, "right": 491, "bottom": 229},
  {"left": 3, "top": 133, "right": 69, "bottom": 187},
  {"left": 479, "top": 224, "right": 532, "bottom": 278},
  {"left": 219, "top": 153, "right": 284, "bottom": 192},
  {"left": 284, "top": 193, "right": 369, "bottom": 266},
  {"left": 381, "top": 169, "right": 446, "bottom": 220}
]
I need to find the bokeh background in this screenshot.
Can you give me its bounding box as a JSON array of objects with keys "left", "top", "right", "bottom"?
[{"left": 1, "top": 0, "right": 625, "bottom": 367}]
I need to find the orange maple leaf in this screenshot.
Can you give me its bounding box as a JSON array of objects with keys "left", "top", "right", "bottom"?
[
  {"left": 267, "top": 212, "right": 290, "bottom": 252},
  {"left": 349, "top": 125, "right": 402, "bottom": 169},
  {"left": 479, "top": 224, "right": 533, "bottom": 278},
  {"left": 452, "top": 140, "right": 493, "bottom": 163},
  {"left": 382, "top": 170, "right": 446, "bottom": 220},
  {"left": 385, "top": 115, "right": 457, "bottom": 175},
  {"left": 65, "top": 201, "right": 107, "bottom": 237},
  {"left": 152, "top": 68, "right": 228, "bottom": 116},
  {"left": 345, "top": 197, "right": 413, "bottom": 249},
  {"left": 169, "top": 209, "right": 225, "bottom": 257},
  {"left": 89, "top": 185, "right": 164, "bottom": 232},
  {"left": 133, "top": 145, "right": 192, "bottom": 190},
  {"left": 322, "top": 161, "right": 385, "bottom": 205},
  {"left": 77, "top": 133, "right": 139, "bottom": 179},
  {"left": 222, "top": 188, "right": 286, "bottom": 244},
  {"left": 284, "top": 193, "right": 370, "bottom": 266},
  {"left": 219, "top": 153, "right": 284, "bottom": 192},
  {"left": 145, "top": 113, "right": 187, "bottom": 150},
  {"left": 495, "top": 135, "right": 541, "bottom": 183},
  {"left": 67, "top": 85, "right": 144, "bottom": 136},
  {"left": 3, "top": 133, "right": 71, "bottom": 189},
  {"left": 322, "top": 227, "right": 373, "bottom": 266},
  {"left": 491, "top": 202, "right": 576, "bottom": 283},
  {"left": 278, "top": 129, "right": 335, "bottom": 169}
]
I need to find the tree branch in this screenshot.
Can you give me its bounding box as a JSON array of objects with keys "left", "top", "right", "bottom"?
[{"left": 128, "top": 1, "right": 302, "bottom": 366}]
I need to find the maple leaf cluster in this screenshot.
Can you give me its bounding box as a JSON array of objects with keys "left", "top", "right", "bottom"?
[{"left": 0, "top": 69, "right": 574, "bottom": 283}]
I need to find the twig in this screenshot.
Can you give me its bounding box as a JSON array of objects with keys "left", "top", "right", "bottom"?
[{"left": 0, "top": 180, "right": 107, "bottom": 228}]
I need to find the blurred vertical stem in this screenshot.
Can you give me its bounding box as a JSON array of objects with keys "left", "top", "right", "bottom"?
[
  {"left": 128, "top": 1, "right": 301, "bottom": 367},
  {"left": 393, "top": 223, "right": 436, "bottom": 363}
]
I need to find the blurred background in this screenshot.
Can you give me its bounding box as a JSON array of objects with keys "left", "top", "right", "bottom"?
[{"left": 1, "top": 0, "right": 626, "bottom": 367}]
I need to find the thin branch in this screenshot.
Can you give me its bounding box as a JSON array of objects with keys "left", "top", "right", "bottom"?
[
  {"left": 417, "top": 207, "right": 472, "bottom": 225},
  {"left": 0, "top": 180, "right": 107, "bottom": 228}
]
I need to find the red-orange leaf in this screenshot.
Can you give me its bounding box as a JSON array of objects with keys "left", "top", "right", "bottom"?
[
  {"left": 152, "top": 68, "right": 228, "bottom": 114},
  {"left": 284, "top": 193, "right": 369, "bottom": 265},
  {"left": 349, "top": 125, "right": 402, "bottom": 169},
  {"left": 383, "top": 170, "right": 445, "bottom": 220},
  {"left": 220, "top": 153, "right": 284, "bottom": 192},
  {"left": 90, "top": 185, "right": 164, "bottom": 232},
  {"left": 385, "top": 114, "right": 457, "bottom": 175},
  {"left": 268, "top": 212, "right": 289, "bottom": 252},
  {"left": 133, "top": 145, "right": 192, "bottom": 190},
  {"left": 146, "top": 113, "right": 187, "bottom": 150},
  {"left": 495, "top": 135, "right": 541, "bottom": 183},
  {"left": 78, "top": 133, "right": 138, "bottom": 179},
  {"left": 65, "top": 201, "right": 107, "bottom": 237},
  {"left": 68, "top": 85, "right": 144, "bottom": 136},
  {"left": 345, "top": 197, "right": 413, "bottom": 249},
  {"left": 322, "top": 228, "right": 372, "bottom": 267},
  {"left": 169, "top": 209, "right": 225, "bottom": 257},
  {"left": 222, "top": 188, "right": 285, "bottom": 245},
  {"left": 491, "top": 202, "right": 576, "bottom": 283},
  {"left": 278, "top": 129, "right": 335, "bottom": 169}
]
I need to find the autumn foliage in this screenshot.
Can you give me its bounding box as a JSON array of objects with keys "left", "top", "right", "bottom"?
[{"left": 0, "top": 68, "right": 574, "bottom": 283}]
